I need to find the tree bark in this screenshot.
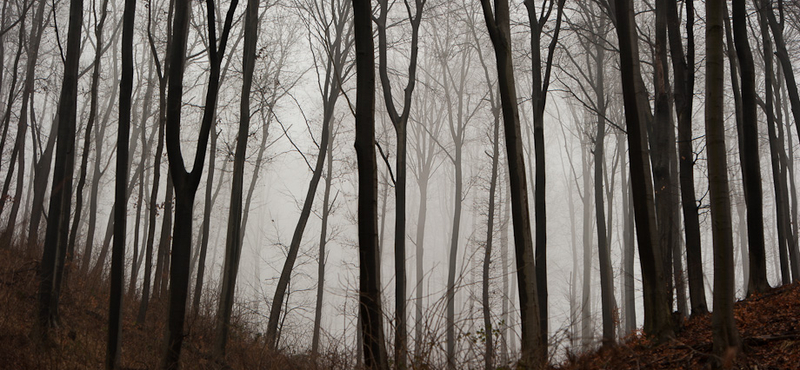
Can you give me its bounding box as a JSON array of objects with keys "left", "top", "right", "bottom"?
[
  {"left": 162, "top": 0, "right": 237, "bottom": 366},
  {"left": 732, "top": 0, "right": 769, "bottom": 294},
  {"left": 706, "top": 0, "right": 741, "bottom": 356},
  {"left": 614, "top": 0, "right": 674, "bottom": 342},
  {"left": 34, "top": 0, "right": 81, "bottom": 343},
  {"left": 107, "top": 0, "right": 134, "bottom": 365},
  {"left": 213, "top": 0, "right": 255, "bottom": 355},
  {"left": 352, "top": 0, "right": 389, "bottom": 368},
  {"left": 480, "top": 0, "right": 545, "bottom": 365}
]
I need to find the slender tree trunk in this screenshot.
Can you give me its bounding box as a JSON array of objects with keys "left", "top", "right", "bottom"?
[
  {"left": 191, "top": 129, "right": 216, "bottom": 317},
  {"left": 312, "top": 128, "right": 334, "bottom": 362},
  {"left": 107, "top": 0, "right": 134, "bottom": 365},
  {"left": 34, "top": 0, "right": 81, "bottom": 343},
  {"left": 264, "top": 75, "right": 335, "bottom": 353},
  {"left": 666, "top": 0, "right": 707, "bottom": 316},
  {"left": 482, "top": 94, "right": 500, "bottom": 370},
  {"left": 707, "top": 0, "right": 741, "bottom": 356},
  {"left": 480, "top": 0, "right": 544, "bottom": 365},
  {"left": 732, "top": 0, "right": 769, "bottom": 294},
  {"left": 581, "top": 142, "right": 592, "bottom": 350},
  {"left": 214, "top": 0, "right": 255, "bottom": 355},
  {"left": 620, "top": 131, "right": 637, "bottom": 333}
]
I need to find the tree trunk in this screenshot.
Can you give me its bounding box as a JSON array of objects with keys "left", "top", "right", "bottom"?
[
  {"left": 312, "top": 127, "right": 334, "bottom": 362},
  {"left": 732, "top": 0, "right": 769, "bottom": 294},
  {"left": 107, "top": 0, "right": 134, "bottom": 365},
  {"left": 581, "top": 142, "right": 593, "bottom": 350},
  {"left": 162, "top": 0, "right": 237, "bottom": 366},
  {"left": 666, "top": 0, "right": 708, "bottom": 316},
  {"left": 614, "top": 0, "right": 674, "bottom": 341},
  {"left": 352, "top": 1, "right": 389, "bottom": 368},
  {"left": 213, "top": 0, "right": 255, "bottom": 355},
  {"left": 481, "top": 92, "right": 500, "bottom": 370},
  {"left": 620, "top": 131, "right": 637, "bottom": 334},
  {"left": 480, "top": 0, "right": 545, "bottom": 366},
  {"left": 706, "top": 0, "right": 741, "bottom": 356},
  {"left": 34, "top": 0, "right": 81, "bottom": 343}
]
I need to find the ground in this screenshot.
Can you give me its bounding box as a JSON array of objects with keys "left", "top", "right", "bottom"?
[{"left": 2, "top": 244, "right": 800, "bottom": 369}]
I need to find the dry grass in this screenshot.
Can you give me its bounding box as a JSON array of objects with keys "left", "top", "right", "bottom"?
[
  {"left": 556, "top": 283, "right": 800, "bottom": 370},
  {"left": 0, "top": 246, "right": 340, "bottom": 370}
]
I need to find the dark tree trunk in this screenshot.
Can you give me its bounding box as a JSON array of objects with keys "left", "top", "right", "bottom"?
[
  {"left": 34, "top": 0, "right": 82, "bottom": 343},
  {"left": 480, "top": 0, "right": 545, "bottom": 365},
  {"left": 107, "top": 0, "right": 135, "bottom": 366},
  {"left": 162, "top": 0, "right": 237, "bottom": 366},
  {"left": 666, "top": 0, "right": 708, "bottom": 316},
  {"left": 706, "top": 0, "right": 741, "bottom": 356},
  {"left": 375, "top": 2, "right": 423, "bottom": 365},
  {"left": 732, "top": 0, "right": 769, "bottom": 294},
  {"left": 352, "top": 0, "right": 389, "bottom": 368},
  {"left": 213, "top": 0, "right": 255, "bottom": 355},
  {"left": 614, "top": 0, "right": 674, "bottom": 342}
]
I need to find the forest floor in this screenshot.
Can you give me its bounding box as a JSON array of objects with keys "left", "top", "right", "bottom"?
[
  {"left": 557, "top": 283, "right": 800, "bottom": 370},
  {"left": 0, "top": 246, "right": 337, "bottom": 370},
  {"left": 3, "top": 242, "right": 800, "bottom": 369}
]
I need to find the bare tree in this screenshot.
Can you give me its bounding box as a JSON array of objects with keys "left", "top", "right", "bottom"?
[
  {"left": 706, "top": 0, "right": 741, "bottom": 357},
  {"left": 479, "top": 0, "right": 545, "bottom": 366},
  {"left": 352, "top": 0, "right": 390, "bottom": 367},
  {"left": 106, "top": 0, "right": 135, "bottom": 366},
  {"left": 614, "top": 0, "right": 674, "bottom": 342},
  {"left": 161, "top": 0, "right": 238, "bottom": 366},
  {"left": 666, "top": 0, "right": 708, "bottom": 316},
  {"left": 34, "top": 0, "right": 82, "bottom": 344},
  {"left": 732, "top": 0, "right": 769, "bottom": 294},
  {"left": 374, "top": 0, "right": 425, "bottom": 365}
]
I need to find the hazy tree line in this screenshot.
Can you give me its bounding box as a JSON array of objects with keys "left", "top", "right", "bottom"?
[{"left": 1, "top": 0, "right": 800, "bottom": 368}]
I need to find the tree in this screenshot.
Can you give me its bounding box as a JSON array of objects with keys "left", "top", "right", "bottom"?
[
  {"left": 214, "top": 0, "right": 257, "bottom": 356},
  {"left": 107, "top": 0, "right": 135, "bottom": 366},
  {"left": 375, "top": 1, "right": 425, "bottom": 365},
  {"left": 34, "top": 0, "right": 82, "bottom": 343},
  {"left": 706, "top": 0, "right": 741, "bottom": 357},
  {"left": 352, "top": 0, "right": 390, "bottom": 368},
  {"left": 666, "top": 0, "right": 708, "bottom": 316},
  {"left": 523, "top": 0, "right": 564, "bottom": 345},
  {"left": 614, "top": 0, "right": 674, "bottom": 342},
  {"left": 732, "top": 0, "right": 769, "bottom": 294},
  {"left": 264, "top": 3, "right": 348, "bottom": 351},
  {"left": 479, "top": 0, "right": 545, "bottom": 366},
  {"left": 161, "top": 0, "right": 238, "bottom": 366}
]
